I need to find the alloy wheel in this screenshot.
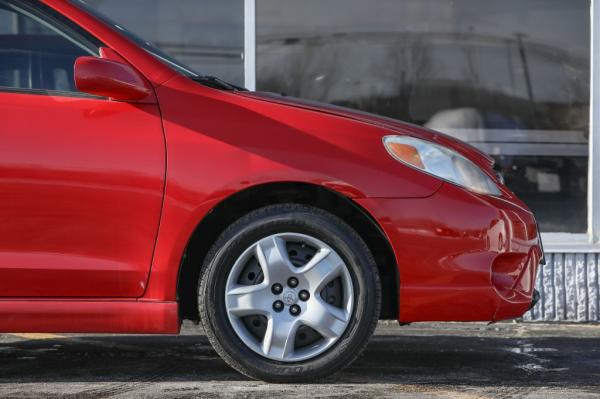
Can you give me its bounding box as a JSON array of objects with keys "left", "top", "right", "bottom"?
[{"left": 224, "top": 233, "right": 354, "bottom": 362}]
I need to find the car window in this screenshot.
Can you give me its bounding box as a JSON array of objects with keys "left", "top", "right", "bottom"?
[
  {"left": 71, "top": 0, "right": 200, "bottom": 78},
  {"left": 0, "top": 0, "right": 98, "bottom": 94}
]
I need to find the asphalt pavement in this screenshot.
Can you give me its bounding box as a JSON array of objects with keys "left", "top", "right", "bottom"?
[{"left": 1, "top": 321, "right": 599, "bottom": 398}]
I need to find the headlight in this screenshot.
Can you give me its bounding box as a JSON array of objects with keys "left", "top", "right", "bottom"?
[{"left": 383, "top": 135, "right": 501, "bottom": 196}]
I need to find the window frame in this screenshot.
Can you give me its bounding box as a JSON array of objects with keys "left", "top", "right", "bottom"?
[
  {"left": 539, "top": 0, "right": 600, "bottom": 252},
  {"left": 246, "top": 0, "right": 600, "bottom": 252},
  {"left": 0, "top": 0, "right": 104, "bottom": 98},
  {"left": 244, "top": 0, "right": 256, "bottom": 90}
]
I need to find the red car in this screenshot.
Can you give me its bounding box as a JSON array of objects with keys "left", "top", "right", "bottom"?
[{"left": 0, "top": 0, "right": 543, "bottom": 382}]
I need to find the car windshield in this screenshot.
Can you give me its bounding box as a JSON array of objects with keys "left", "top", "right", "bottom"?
[{"left": 71, "top": 0, "right": 200, "bottom": 78}]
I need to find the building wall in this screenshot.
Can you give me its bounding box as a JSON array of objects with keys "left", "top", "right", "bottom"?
[{"left": 524, "top": 253, "right": 600, "bottom": 322}]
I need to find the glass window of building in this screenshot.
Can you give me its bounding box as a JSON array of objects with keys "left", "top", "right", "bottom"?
[
  {"left": 257, "top": 0, "right": 591, "bottom": 234},
  {"left": 84, "top": 0, "right": 245, "bottom": 86}
]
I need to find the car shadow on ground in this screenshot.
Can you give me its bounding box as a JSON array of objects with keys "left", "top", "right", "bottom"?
[{"left": 0, "top": 333, "right": 598, "bottom": 389}]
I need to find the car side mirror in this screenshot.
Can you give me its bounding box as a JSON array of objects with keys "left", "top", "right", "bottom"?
[{"left": 74, "top": 56, "right": 152, "bottom": 101}]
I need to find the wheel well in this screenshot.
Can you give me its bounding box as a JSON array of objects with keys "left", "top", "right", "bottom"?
[{"left": 177, "top": 182, "right": 399, "bottom": 321}]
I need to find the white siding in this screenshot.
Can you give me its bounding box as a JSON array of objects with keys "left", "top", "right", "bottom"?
[{"left": 524, "top": 253, "right": 600, "bottom": 321}]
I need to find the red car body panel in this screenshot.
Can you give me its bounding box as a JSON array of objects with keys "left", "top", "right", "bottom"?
[
  {"left": 0, "top": 0, "right": 542, "bottom": 333},
  {"left": 0, "top": 91, "right": 165, "bottom": 298},
  {"left": 0, "top": 300, "right": 179, "bottom": 334},
  {"left": 238, "top": 91, "right": 498, "bottom": 174},
  {"left": 358, "top": 183, "right": 541, "bottom": 322}
]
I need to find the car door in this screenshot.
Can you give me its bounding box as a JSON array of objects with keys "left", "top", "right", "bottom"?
[{"left": 0, "top": 0, "right": 165, "bottom": 297}]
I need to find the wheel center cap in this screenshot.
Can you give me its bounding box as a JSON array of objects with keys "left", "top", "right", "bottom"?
[{"left": 282, "top": 289, "right": 297, "bottom": 305}]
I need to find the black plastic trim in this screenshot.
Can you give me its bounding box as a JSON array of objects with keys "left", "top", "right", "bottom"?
[{"left": 0, "top": 86, "right": 105, "bottom": 100}]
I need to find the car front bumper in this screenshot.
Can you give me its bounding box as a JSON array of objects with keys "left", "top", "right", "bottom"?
[{"left": 356, "top": 182, "right": 544, "bottom": 323}]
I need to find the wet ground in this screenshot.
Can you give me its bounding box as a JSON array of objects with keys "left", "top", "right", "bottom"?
[{"left": 1, "top": 321, "right": 599, "bottom": 398}]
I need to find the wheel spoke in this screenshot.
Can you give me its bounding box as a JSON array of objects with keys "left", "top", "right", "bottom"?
[
  {"left": 302, "top": 299, "right": 349, "bottom": 339},
  {"left": 299, "top": 248, "right": 344, "bottom": 292},
  {"left": 226, "top": 283, "right": 271, "bottom": 316},
  {"left": 255, "top": 236, "right": 295, "bottom": 282},
  {"left": 261, "top": 316, "right": 299, "bottom": 360}
]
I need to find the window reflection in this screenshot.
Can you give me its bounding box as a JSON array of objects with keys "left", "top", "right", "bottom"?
[
  {"left": 257, "top": 0, "right": 590, "bottom": 233},
  {"left": 0, "top": 3, "right": 92, "bottom": 92}
]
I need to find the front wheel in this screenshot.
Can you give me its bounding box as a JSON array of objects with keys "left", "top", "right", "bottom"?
[{"left": 198, "top": 204, "right": 381, "bottom": 382}]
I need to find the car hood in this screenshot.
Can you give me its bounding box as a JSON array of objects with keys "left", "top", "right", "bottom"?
[{"left": 238, "top": 91, "right": 495, "bottom": 171}]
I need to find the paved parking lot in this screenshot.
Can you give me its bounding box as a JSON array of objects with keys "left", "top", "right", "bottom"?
[{"left": 0, "top": 321, "right": 599, "bottom": 398}]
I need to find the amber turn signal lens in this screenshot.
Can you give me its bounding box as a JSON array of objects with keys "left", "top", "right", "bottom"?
[{"left": 386, "top": 143, "right": 425, "bottom": 169}]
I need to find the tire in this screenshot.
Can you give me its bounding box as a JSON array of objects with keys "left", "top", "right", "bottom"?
[{"left": 198, "top": 204, "right": 381, "bottom": 382}]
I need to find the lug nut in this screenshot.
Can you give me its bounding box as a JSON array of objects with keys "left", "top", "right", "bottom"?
[
  {"left": 289, "top": 304, "right": 301, "bottom": 316},
  {"left": 271, "top": 283, "right": 283, "bottom": 295},
  {"left": 299, "top": 290, "right": 310, "bottom": 301},
  {"left": 287, "top": 277, "right": 299, "bottom": 288},
  {"left": 273, "top": 300, "right": 284, "bottom": 312}
]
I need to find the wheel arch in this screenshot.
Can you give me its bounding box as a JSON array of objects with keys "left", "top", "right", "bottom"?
[{"left": 177, "top": 182, "right": 399, "bottom": 322}]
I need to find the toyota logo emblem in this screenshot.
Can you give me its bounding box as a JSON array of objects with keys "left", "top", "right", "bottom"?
[{"left": 282, "top": 290, "right": 297, "bottom": 305}]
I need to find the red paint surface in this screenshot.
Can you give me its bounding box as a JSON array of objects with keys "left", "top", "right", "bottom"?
[
  {"left": 0, "top": 300, "right": 179, "bottom": 334},
  {"left": 0, "top": 91, "right": 165, "bottom": 298},
  {"left": 74, "top": 55, "right": 154, "bottom": 101},
  {"left": 0, "top": 0, "right": 542, "bottom": 333},
  {"left": 357, "top": 182, "right": 542, "bottom": 322}
]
